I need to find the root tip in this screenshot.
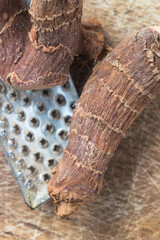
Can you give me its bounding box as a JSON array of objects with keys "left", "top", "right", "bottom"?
[{"left": 55, "top": 201, "right": 80, "bottom": 218}]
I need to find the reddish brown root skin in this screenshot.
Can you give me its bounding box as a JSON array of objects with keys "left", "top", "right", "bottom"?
[
  {"left": 0, "top": 0, "right": 104, "bottom": 90},
  {"left": 48, "top": 26, "right": 160, "bottom": 217}
]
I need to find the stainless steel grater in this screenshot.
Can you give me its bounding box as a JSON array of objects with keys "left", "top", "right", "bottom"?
[{"left": 0, "top": 76, "right": 78, "bottom": 209}]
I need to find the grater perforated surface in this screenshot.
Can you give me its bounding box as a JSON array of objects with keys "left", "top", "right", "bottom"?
[{"left": 0, "top": 76, "right": 78, "bottom": 209}]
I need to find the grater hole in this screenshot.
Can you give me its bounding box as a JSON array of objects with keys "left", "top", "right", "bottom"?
[
  {"left": 48, "top": 159, "right": 54, "bottom": 167},
  {"left": 8, "top": 150, "right": 15, "bottom": 159},
  {"left": 16, "top": 111, "right": 26, "bottom": 121},
  {"left": 27, "top": 166, "right": 35, "bottom": 174},
  {"left": 0, "top": 130, "right": 7, "bottom": 138},
  {"left": 52, "top": 144, "right": 63, "bottom": 155},
  {"left": 0, "top": 83, "right": 5, "bottom": 92},
  {"left": 62, "top": 82, "right": 70, "bottom": 90},
  {"left": 56, "top": 94, "right": 66, "bottom": 106},
  {"left": 0, "top": 117, "right": 8, "bottom": 127},
  {"left": 70, "top": 101, "right": 76, "bottom": 110},
  {"left": 25, "top": 132, "right": 35, "bottom": 142},
  {"left": 16, "top": 159, "right": 25, "bottom": 167},
  {"left": 21, "top": 145, "right": 29, "bottom": 155},
  {"left": 43, "top": 123, "right": 55, "bottom": 134},
  {"left": 3, "top": 102, "right": 13, "bottom": 114},
  {"left": 42, "top": 89, "right": 52, "bottom": 99},
  {"left": 50, "top": 109, "right": 60, "bottom": 120},
  {"left": 21, "top": 96, "right": 31, "bottom": 107},
  {"left": 12, "top": 124, "right": 21, "bottom": 135},
  {"left": 17, "top": 171, "right": 23, "bottom": 179},
  {"left": 36, "top": 102, "right": 46, "bottom": 113},
  {"left": 34, "top": 152, "right": 43, "bottom": 162},
  {"left": 8, "top": 90, "right": 18, "bottom": 101},
  {"left": 29, "top": 117, "right": 39, "bottom": 128},
  {"left": 8, "top": 138, "right": 17, "bottom": 148},
  {"left": 42, "top": 173, "right": 50, "bottom": 182},
  {"left": 24, "top": 179, "right": 32, "bottom": 189},
  {"left": 39, "top": 138, "right": 49, "bottom": 148},
  {"left": 58, "top": 130, "right": 68, "bottom": 140},
  {"left": 64, "top": 115, "right": 72, "bottom": 126}
]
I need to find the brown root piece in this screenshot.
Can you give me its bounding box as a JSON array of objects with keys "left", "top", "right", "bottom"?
[
  {"left": 81, "top": 18, "right": 105, "bottom": 61},
  {"left": 48, "top": 26, "right": 160, "bottom": 217},
  {"left": 0, "top": 0, "right": 104, "bottom": 90}
]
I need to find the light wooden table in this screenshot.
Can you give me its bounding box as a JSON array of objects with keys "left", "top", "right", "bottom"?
[{"left": 0, "top": 1, "right": 160, "bottom": 239}]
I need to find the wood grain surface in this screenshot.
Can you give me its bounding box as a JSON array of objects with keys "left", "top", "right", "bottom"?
[
  {"left": 0, "top": 0, "right": 160, "bottom": 239},
  {"left": 83, "top": 0, "right": 160, "bottom": 48}
]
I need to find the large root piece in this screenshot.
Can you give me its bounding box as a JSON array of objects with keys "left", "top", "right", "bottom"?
[
  {"left": 48, "top": 26, "right": 160, "bottom": 217},
  {"left": 0, "top": 0, "right": 104, "bottom": 90}
]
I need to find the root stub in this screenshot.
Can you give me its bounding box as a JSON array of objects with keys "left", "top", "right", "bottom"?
[
  {"left": 55, "top": 201, "right": 81, "bottom": 218},
  {"left": 48, "top": 156, "right": 104, "bottom": 217}
]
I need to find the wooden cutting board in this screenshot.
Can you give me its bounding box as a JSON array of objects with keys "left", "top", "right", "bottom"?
[{"left": 0, "top": 1, "right": 160, "bottom": 239}]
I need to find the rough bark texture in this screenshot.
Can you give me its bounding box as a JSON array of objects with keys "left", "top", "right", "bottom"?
[
  {"left": 0, "top": 0, "right": 104, "bottom": 90},
  {"left": 29, "top": 0, "right": 83, "bottom": 54},
  {"left": 48, "top": 26, "right": 160, "bottom": 217}
]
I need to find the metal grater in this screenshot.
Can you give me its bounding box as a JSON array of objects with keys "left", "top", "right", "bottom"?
[{"left": 0, "top": 76, "right": 78, "bottom": 209}]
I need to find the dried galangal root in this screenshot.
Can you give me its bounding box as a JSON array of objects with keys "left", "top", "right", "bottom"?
[
  {"left": 0, "top": 0, "right": 104, "bottom": 90},
  {"left": 48, "top": 26, "right": 160, "bottom": 217}
]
